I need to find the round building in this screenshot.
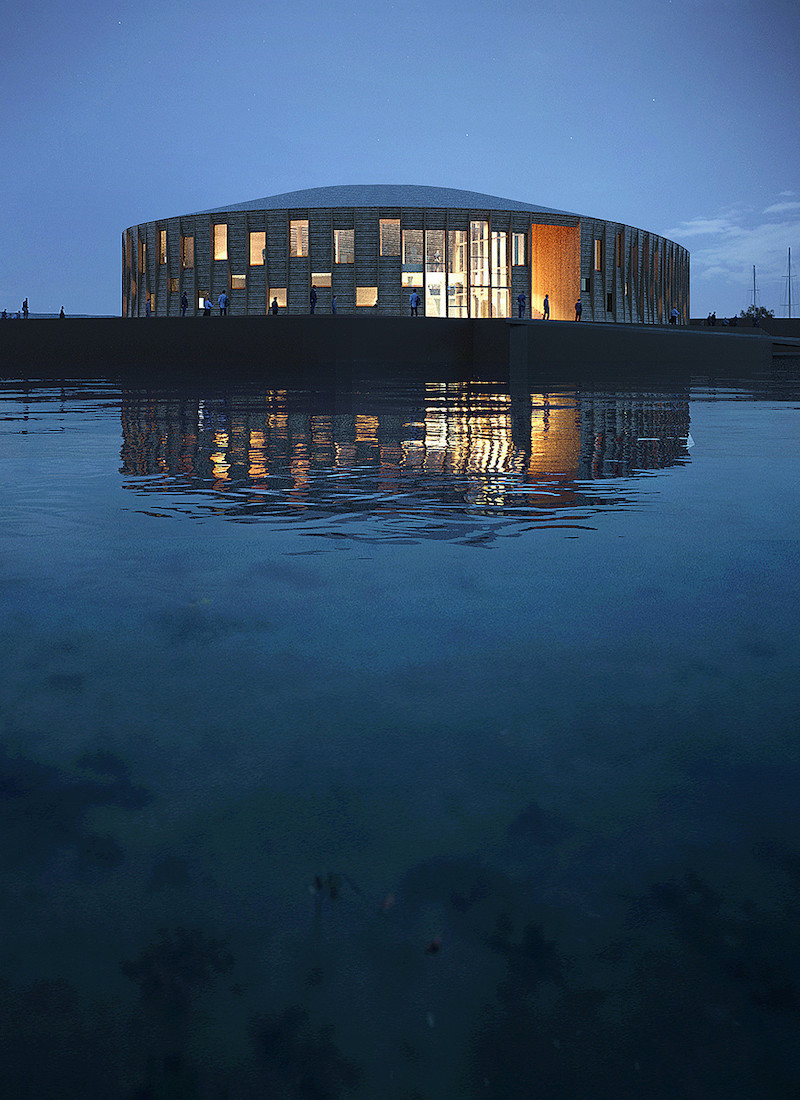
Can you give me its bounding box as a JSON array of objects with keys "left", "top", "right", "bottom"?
[{"left": 122, "top": 184, "right": 688, "bottom": 323}]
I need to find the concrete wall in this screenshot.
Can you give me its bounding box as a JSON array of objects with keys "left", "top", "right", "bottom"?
[{"left": 1, "top": 316, "right": 773, "bottom": 386}]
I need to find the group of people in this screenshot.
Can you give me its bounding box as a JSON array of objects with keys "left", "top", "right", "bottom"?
[
  {"left": 704, "top": 312, "right": 739, "bottom": 327},
  {"left": 515, "top": 292, "right": 553, "bottom": 320},
  {"left": 309, "top": 285, "right": 338, "bottom": 314},
  {"left": 2, "top": 299, "right": 66, "bottom": 318},
  {"left": 2, "top": 298, "right": 29, "bottom": 319}
]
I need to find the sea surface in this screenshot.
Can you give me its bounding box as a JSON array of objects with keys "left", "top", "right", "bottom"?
[{"left": 1, "top": 364, "right": 799, "bottom": 1098}]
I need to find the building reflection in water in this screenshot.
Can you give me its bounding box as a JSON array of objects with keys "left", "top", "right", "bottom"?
[{"left": 119, "top": 382, "right": 691, "bottom": 528}]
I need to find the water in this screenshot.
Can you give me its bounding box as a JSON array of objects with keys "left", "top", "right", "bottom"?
[{"left": 1, "top": 367, "right": 800, "bottom": 1098}]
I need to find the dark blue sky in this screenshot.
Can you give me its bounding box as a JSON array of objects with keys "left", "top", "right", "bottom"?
[{"left": 2, "top": 0, "right": 798, "bottom": 316}]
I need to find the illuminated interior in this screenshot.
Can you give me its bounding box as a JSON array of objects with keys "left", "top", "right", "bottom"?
[
  {"left": 529, "top": 223, "right": 580, "bottom": 321},
  {"left": 213, "top": 224, "right": 227, "bottom": 261},
  {"left": 289, "top": 221, "right": 308, "bottom": 257},
  {"left": 334, "top": 229, "right": 354, "bottom": 264},
  {"left": 249, "top": 231, "right": 265, "bottom": 265}
]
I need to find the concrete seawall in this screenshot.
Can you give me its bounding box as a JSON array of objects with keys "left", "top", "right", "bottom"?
[{"left": 0, "top": 315, "right": 784, "bottom": 386}]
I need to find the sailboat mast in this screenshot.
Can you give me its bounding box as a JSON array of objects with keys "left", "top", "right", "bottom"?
[{"left": 789, "top": 248, "right": 792, "bottom": 320}]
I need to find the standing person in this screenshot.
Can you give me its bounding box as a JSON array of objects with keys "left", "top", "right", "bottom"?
[
  {"left": 22, "top": 298, "right": 28, "bottom": 319},
  {"left": 669, "top": 306, "right": 679, "bottom": 325},
  {"left": 145, "top": 297, "right": 151, "bottom": 317},
  {"left": 59, "top": 306, "right": 65, "bottom": 318},
  {"left": 218, "top": 291, "right": 228, "bottom": 316},
  {"left": 332, "top": 294, "right": 337, "bottom": 315},
  {"left": 410, "top": 289, "right": 420, "bottom": 316},
  {"left": 543, "top": 293, "right": 550, "bottom": 320},
  {"left": 575, "top": 299, "right": 582, "bottom": 321},
  {"left": 517, "top": 291, "right": 526, "bottom": 318},
  {"left": 271, "top": 297, "right": 278, "bottom": 315},
  {"left": 203, "top": 297, "right": 212, "bottom": 316},
  {"left": 310, "top": 285, "right": 317, "bottom": 314},
  {"left": 181, "top": 292, "right": 189, "bottom": 317}
]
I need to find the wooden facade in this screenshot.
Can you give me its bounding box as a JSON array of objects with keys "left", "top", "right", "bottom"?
[{"left": 122, "top": 186, "right": 689, "bottom": 323}]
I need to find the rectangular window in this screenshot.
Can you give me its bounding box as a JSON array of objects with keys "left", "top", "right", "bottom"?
[
  {"left": 470, "top": 221, "right": 489, "bottom": 288},
  {"left": 169, "top": 277, "right": 178, "bottom": 293},
  {"left": 249, "top": 231, "right": 266, "bottom": 266},
  {"left": 356, "top": 287, "right": 378, "bottom": 307},
  {"left": 447, "top": 229, "right": 468, "bottom": 317},
  {"left": 425, "top": 229, "right": 446, "bottom": 317},
  {"left": 268, "top": 287, "right": 287, "bottom": 308},
  {"left": 214, "top": 224, "right": 228, "bottom": 261},
  {"left": 471, "top": 286, "right": 489, "bottom": 318},
  {"left": 580, "top": 276, "right": 590, "bottom": 293},
  {"left": 289, "top": 220, "right": 308, "bottom": 257},
  {"left": 198, "top": 293, "right": 207, "bottom": 310},
  {"left": 402, "top": 229, "right": 423, "bottom": 268},
  {"left": 512, "top": 232, "right": 526, "bottom": 266},
  {"left": 231, "top": 274, "right": 246, "bottom": 290},
  {"left": 159, "top": 229, "right": 167, "bottom": 265},
  {"left": 491, "top": 230, "right": 508, "bottom": 288},
  {"left": 491, "top": 288, "right": 510, "bottom": 318},
  {"left": 138, "top": 239, "right": 145, "bottom": 272},
  {"left": 334, "top": 228, "right": 354, "bottom": 264},
  {"left": 616, "top": 233, "right": 622, "bottom": 267},
  {"left": 379, "top": 218, "right": 401, "bottom": 256},
  {"left": 594, "top": 238, "right": 602, "bottom": 271},
  {"left": 606, "top": 292, "right": 613, "bottom": 313},
  {"left": 181, "top": 235, "right": 194, "bottom": 269},
  {"left": 311, "top": 272, "right": 331, "bottom": 287}
]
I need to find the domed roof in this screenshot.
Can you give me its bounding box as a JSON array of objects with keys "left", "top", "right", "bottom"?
[{"left": 192, "top": 184, "right": 575, "bottom": 217}]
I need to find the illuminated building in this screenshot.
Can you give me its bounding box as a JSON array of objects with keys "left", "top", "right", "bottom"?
[{"left": 123, "top": 184, "right": 689, "bottom": 323}]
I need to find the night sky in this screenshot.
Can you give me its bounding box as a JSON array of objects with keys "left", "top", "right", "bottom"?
[{"left": 2, "top": 0, "right": 798, "bottom": 318}]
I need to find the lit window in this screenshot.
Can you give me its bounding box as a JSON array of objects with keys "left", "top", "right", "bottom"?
[
  {"left": 249, "top": 231, "right": 266, "bottom": 266},
  {"left": 268, "top": 288, "right": 287, "bottom": 308},
  {"left": 402, "top": 229, "right": 423, "bottom": 267},
  {"left": 425, "top": 230, "right": 446, "bottom": 317},
  {"left": 312, "top": 272, "right": 331, "bottom": 287},
  {"left": 198, "top": 293, "right": 207, "bottom": 309},
  {"left": 159, "top": 229, "right": 167, "bottom": 265},
  {"left": 289, "top": 220, "right": 308, "bottom": 257},
  {"left": 214, "top": 224, "right": 228, "bottom": 261},
  {"left": 580, "top": 277, "right": 590, "bottom": 292},
  {"left": 594, "top": 239, "right": 602, "bottom": 271},
  {"left": 470, "top": 221, "right": 489, "bottom": 287},
  {"left": 169, "top": 277, "right": 178, "bottom": 292},
  {"left": 231, "top": 274, "right": 246, "bottom": 290},
  {"left": 181, "top": 235, "right": 194, "bottom": 269},
  {"left": 447, "top": 229, "right": 468, "bottom": 317},
  {"left": 139, "top": 240, "right": 145, "bottom": 272},
  {"left": 491, "top": 231, "right": 508, "bottom": 288},
  {"left": 334, "top": 229, "right": 354, "bottom": 264},
  {"left": 512, "top": 232, "right": 526, "bottom": 266},
  {"left": 356, "top": 287, "right": 378, "bottom": 306},
  {"left": 491, "top": 288, "right": 510, "bottom": 318},
  {"left": 380, "top": 219, "right": 400, "bottom": 256},
  {"left": 402, "top": 229, "right": 423, "bottom": 287}
]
